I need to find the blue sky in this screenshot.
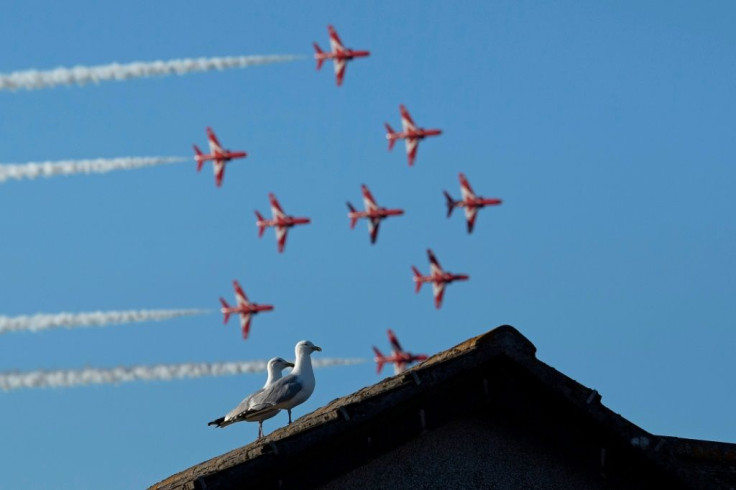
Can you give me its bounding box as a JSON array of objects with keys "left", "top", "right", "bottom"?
[{"left": 1, "top": 1, "right": 735, "bottom": 488}]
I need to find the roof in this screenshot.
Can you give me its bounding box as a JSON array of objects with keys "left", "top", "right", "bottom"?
[{"left": 151, "top": 325, "right": 736, "bottom": 490}]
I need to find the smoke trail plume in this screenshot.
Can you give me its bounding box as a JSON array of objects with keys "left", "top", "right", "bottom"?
[
  {"left": 0, "top": 54, "right": 304, "bottom": 91},
  {"left": 0, "top": 358, "right": 365, "bottom": 392},
  {"left": 0, "top": 156, "right": 188, "bottom": 183},
  {"left": 0, "top": 309, "right": 210, "bottom": 335}
]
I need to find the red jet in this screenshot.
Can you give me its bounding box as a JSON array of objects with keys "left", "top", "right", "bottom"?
[
  {"left": 444, "top": 173, "right": 503, "bottom": 233},
  {"left": 373, "top": 329, "right": 428, "bottom": 375},
  {"left": 313, "top": 25, "right": 370, "bottom": 86},
  {"left": 347, "top": 184, "right": 404, "bottom": 244},
  {"left": 255, "top": 193, "right": 311, "bottom": 253},
  {"left": 385, "top": 105, "right": 442, "bottom": 166},
  {"left": 219, "top": 280, "right": 274, "bottom": 340},
  {"left": 193, "top": 127, "right": 247, "bottom": 187},
  {"left": 412, "top": 249, "right": 469, "bottom": 309}
]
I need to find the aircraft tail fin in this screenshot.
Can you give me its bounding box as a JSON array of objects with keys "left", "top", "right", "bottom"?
[
  {"left": 255, "top": 211, "right": 266, "bottom": 237},
  {"left": 372, "top": 346, "right": 385, "bottom": 374},
  {"left": 193, "top": 145, "right": 205, "bottom": 172},
  {"left": 313, "top": 43, "right": 325, "bottom": 70},
  {"left": 443, "top": 191, "right": 456, "bottom": 217},
  {"left": 385, "top": 124, "right": 396, "bottom": 150},
  {"left": 219, "top": 298, "right": 231, "bottom": 324},
  {"left": 412, "top": 266, "right": 423, "bottom": 293},
  {"left": 347, "top": 202, "right": 358, "bottom": 229}
]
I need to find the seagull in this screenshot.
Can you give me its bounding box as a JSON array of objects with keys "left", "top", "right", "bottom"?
[
  {"left": 245, "top": 340, "right": 322, "bottom": 425},
  {"left": 207, "top": 357, "right": 294, "bottom": 439}
]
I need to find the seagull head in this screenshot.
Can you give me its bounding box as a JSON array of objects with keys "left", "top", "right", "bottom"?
[
  {"left": 268, "top": 357, "right": 295, "bottom": 371},
  {"left": 296, "top": 340, "right": 322, "bottom": 356}
]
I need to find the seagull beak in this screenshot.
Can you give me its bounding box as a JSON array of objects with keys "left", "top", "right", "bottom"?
[
  {"left": 313, "top": 345, "right": 322, "bottom": 352},
  {"left": 286, "top": 361, "right": 295, "bottom": 368}
]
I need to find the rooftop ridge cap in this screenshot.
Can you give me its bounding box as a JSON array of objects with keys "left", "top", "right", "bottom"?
[{"left": 429, "top": 324, "right": 537, "bottom": 362}]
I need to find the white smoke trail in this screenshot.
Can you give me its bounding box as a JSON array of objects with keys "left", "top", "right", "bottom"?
[
  {"left": 0, "top": 309, "right": 210, "bottom": 335},
  {"left": 0, "top": 54, "right": 304, "bottom": 91},
  {"left": 0, "top": 156, "right": 187, "bottom": 183},
  {"left": 0, "top": 358, "right": 366, "bottom": 392}
]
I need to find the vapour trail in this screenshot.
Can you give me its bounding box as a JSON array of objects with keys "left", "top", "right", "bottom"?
[
  {"left": 0, "top": 309, "right": 210, "bottom": 335},
  {"left": 0, "top": 156, "right": 188, "bottom": 183},
  {"left": 0, "top": 54, "right": 304, "bottom": 91},
  {"left": 0, "top": 358, "right": 366, "bottom": 392}
]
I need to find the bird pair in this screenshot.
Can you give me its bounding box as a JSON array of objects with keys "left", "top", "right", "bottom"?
[{"left": 208, "top": 340, "right": 322, "bottom": 439}]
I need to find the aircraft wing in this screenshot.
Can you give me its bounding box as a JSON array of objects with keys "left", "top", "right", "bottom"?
[
  {"left": 399, "top": 105, "right": 417, "bottom": 132},
  {"left": 459, "top": 173, "right": 476, "bottom": 200},
  {"left": 368, "top": 217, "right": 380, "bottom": 244},
  {"left": 328, "top": 25, "right": 345, "bottom": 52},
  {"left": 207, "top": 127, "right": 224, "bottom": 154},
  {"left": 276, "top": 226, "right": 288, "bottom": 253},
  {"left": 464, "top": 206, "right": 478, "bottom": 234},
  {"left": 233, "top": 280, "right": 250, "bottom": 306},
  {"left": 333, "top": 58, "right": 347, "bottom": 86},
  {"left": 427, "top": 249, "right": 444, "bottom": 276},
  {"left": 388, "top": 329, "right": 404, "bottom": 354},
  {"left": 404, "top": 137, "right": 419, "bottom": 166},
  {"left": 361, "top": 185, "right": 378, "bottom": 212},
  {"left": 240, "top": 312, "right": 252, "bottom": 339},
  {"left": 213, "top": 158, "right": 225, "bottom": 187},
  {"left": 432, "top": 281, "right": 446, "bottom": 309},
  {"left": 269, "top": 193, "right": 286, "bottom": 219}
]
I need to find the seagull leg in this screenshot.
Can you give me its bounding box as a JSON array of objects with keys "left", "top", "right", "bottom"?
[
  {"left": 288, "top": 409, "right": 292, "bottom": 424},
  {"left": 258, "top": 422, "right": 263, "bottom": 439}
]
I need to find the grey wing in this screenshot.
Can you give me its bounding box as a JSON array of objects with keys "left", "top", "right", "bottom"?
[
  {"left": 247, "top": 377, "right": 303, "bottom": 413},
  {"left": 224, "top": 388, "right": 263, "bottom": 422}
]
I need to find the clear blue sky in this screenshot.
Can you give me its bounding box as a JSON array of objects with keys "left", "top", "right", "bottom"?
[{"left": 1, "top": 1, "right": 735, "bottom": 488}]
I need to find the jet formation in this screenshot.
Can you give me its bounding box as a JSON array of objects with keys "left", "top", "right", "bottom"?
[{"left": 202, "top": 26, "right": 500, "bottom": 340}]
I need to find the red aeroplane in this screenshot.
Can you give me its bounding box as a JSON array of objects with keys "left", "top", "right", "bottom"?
[
  {"left": 444, "top": 173, "right": 503, "bottom": 233},
  {"left": 385, "top": 105, "right": 442, "bottom": 166},
  {"left": 255, "top": 193, "right": 311, "bottom": 253},
  {"left": 347, "top": 184, "right": 404, "bottom": 244},
  {"left": 313, "top": 25, "right": 370, "bottom": 86},
  {"left": 412, "top": 249, "right": 469, "bottom": 309},
  {"left": 373, "top": 329, "right": 428, "bottom": 375},
  {"left": 219, "top": 280, "right": 274, "bottom": 340},
  {"left": 193, "top": 127, "right": 247, "bottom": 187}
]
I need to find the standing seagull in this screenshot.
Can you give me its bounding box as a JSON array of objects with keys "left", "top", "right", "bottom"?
[
  {"left": 208, "top": 357, "right": 294, "bottom": 438},
  {"left": 245, "top": 340, "right": 322, "bottom": 425}
]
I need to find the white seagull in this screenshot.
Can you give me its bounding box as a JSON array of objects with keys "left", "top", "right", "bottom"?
[
  {"left": 245, "top": 340, "right": 322, "bottom": 425},
  {"left": 208, "top": 357, "right": 294, "bottom": 438}
]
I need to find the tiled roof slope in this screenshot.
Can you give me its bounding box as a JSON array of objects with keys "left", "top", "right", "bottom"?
[{"left": 151, "top": 325, "right": 736, "bottom": 490}]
